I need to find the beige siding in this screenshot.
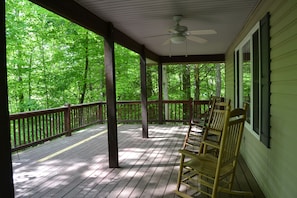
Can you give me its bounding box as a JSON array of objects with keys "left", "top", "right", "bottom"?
[
  {"left": 225, "top": 53, "right": 234, "bottom": 107},
  {"left": 225, "top": 0, "right": 297, "bottom": 197}
]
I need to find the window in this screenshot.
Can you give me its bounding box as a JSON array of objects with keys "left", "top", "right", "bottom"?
[
  {"left": 242, "top": 40, "right": 251, "bottom": 123},
  {"left": 234, "top": 13, "right": 270, "bottom": 148}
]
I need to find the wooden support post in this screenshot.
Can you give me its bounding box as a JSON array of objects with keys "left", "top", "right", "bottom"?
[
  {"left": 140, "top": 46, "right": 148, "bottom": 138},
  {"left": 104, "top": 23, "right": 119, "bottom": 168},
  {"left": 158, "top": 62, "right": 163, "bottom": 124},
  {"left": 0, "top": 1, "right": 15, "bottom": 196}
]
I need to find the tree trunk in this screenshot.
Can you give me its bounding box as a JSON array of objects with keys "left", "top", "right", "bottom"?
[
  {"left": 194, "top": 64, "right": 200, "bottom": 100},
  {"left": 182, "top": 64, "right": 191, "bottom": 99},
  {"left": 215, "top": 63, "right": 221, "bottom": 96},
  {"left": 40, "top": 38, "right": 49, "bottom": 108},
  {"left": 146, "top": 66, "right": 153, "bottom": 99},
  {"left": 28, "top": 52, "right": 33, "bottom": 111},
  {"left": 182, "top": 64, "right": 191, "bottom": 122},
  {"left": 17, "top": 76, "right": 24, "bottom": 112},
  {"left": 16, "top": 50, "right": 24, "bottom": 112},
  {"left": 79, "top": 31, "right": 89, "bottom": 104}
]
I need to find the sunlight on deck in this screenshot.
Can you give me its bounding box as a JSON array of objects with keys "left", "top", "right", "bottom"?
[{"left": 12, "top": 124, "right": 264, "bottom": 197}]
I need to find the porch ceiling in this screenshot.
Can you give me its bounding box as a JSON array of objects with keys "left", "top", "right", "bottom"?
[{"left": 30, "top": 0, "right": 259, "bottom": 62}]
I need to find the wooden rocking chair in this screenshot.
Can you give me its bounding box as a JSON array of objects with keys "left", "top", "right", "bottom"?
[
  {"left": 175, "top": 104, "right": 252, "bottom": 198},
  {"left": 182, "top": 96, "right": 226, "bottom": 154}
]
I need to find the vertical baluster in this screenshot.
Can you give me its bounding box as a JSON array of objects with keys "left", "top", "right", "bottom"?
[
  {"left": 59, "top": 111, "right": 62, "bottom": 134},
  {"left": 18, "top": 119, "right": 21, "bottom": 146},
  {"left": 73, "top": 108, "right": 76, "bottom": 129},
  {"left": 37, "top": 115, "right": 39, "bottom": 140},
  {"left": 39, "top": 115, "right": 42, "bottom": 140},
  {"left": 33, "top": 116, "right": 37, "bottom": 143},
  {"left": 53, "top": 112, "right": 56, "bottom": 136},
  {"left": 56, "top": 112, "right": 59, "bottom": 134},
  {"left": 13, "top": 120, "right": 16, "bottom": 148},
  {"left": 45, "top": 114, "right": 48, "bottom": 138},
  {"left": 129, "top": 103, "right": 132, "bottom": 122},
  {"left": 51, "top": 113, "right": 53, "bottom": 136},
  {"left": 30, "top": 117, "right": 34, "bottom": 143},
  {"left": 174, "top": 103, "right": 177, "bottom": 121},
  {"left": 22, "top": 118, "right": 26, "bottom": 144}
]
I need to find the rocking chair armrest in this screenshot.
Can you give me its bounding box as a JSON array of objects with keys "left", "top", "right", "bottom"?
[{"left": 178, "top": 149, "right": 198, "bottom": 158}]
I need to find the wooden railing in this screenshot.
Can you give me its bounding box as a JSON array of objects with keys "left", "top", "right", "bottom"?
[{"left": 9, "top": 99, "right": 210, "bottom": 152}]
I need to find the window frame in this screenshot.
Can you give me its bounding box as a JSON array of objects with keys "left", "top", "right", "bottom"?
[
  {"left": 234, "top": 12, "right": 271, "bottom": 148},
  {"left": 235, "top": 22, "right": 260, "bottom": 139}
]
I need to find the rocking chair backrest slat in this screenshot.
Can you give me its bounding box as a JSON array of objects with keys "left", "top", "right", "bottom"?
[
  {"left": 221, "top": 108, "right": 246, "bottom": 164},
  {"left": 182, "top": 96, "right": 226, "bottom": 153},
  {"left": 200, "top": 100, "right": 231, "bottom": 154},
  {"left": 216, "top": 104, "right": 247, "bottom": 181}
]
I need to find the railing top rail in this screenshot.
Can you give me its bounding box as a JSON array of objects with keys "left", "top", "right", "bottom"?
[
  {"left": 116, "top": 100, "right": 196, "bottom": 104},
  {"left": 71, "top": 101, "right": 106, "bottom": 108},
  {"left": 9, "top": 99, "right": 210, "bottom": 119},
  {"left": 193, "top": 100, "right": 210, "bottom": 105},
  {"left": 9, "top": 99, "right": 211, "bottom": 152},
  {"left": 9, "top": 106, "right": 68, "bottom": 119}
]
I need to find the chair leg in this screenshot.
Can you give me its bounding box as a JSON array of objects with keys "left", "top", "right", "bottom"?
[
  {"left": 176, "top": 154, "right": 185, "bottom": 191},
  {"left": 182, "top": 125, "right": 192, "bottom": 149}
]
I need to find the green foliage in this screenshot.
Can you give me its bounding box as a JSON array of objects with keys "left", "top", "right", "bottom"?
[
  {"left": 115, "top": 44, "right": 140, "bottom": 100},
  {"left": 161, "top": 63, "right": 225, "bottom": 100},
  {"left": 6, "top": 0, "right": 225, "bottom": 114},
  {"left": 6, "top": 0, "right": 105, "bottom": 113}
]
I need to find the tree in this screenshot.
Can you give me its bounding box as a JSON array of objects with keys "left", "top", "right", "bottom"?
[
  {"left": 6, "top": 0, "right": 105, "bottom": 112},
  {"left": 215, "top": 63, "right": 222, "bottom": 96},
  {"left": 6, "top": 0, "right": 225, "bottom": 114},
  {"left": 193, "top": 64, "right": 201, "bottom": 100}
]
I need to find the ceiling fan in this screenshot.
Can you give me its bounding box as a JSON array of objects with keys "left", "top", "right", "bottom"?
[{"left": 163, "top": 15, "right": 216, "bottom": 45}]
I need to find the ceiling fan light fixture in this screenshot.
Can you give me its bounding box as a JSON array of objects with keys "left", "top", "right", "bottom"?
[{"left": 170, "top": 34, "right": 186, "bottom": 44}]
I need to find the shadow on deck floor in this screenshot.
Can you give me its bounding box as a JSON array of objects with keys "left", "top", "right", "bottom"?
[{"left": 12, "top": 124, "right": 265, "bottom": 198}]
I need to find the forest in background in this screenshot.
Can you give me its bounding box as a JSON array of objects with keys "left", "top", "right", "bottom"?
[{"left": 5, "top": 0, "right": 225, "bottom": 114}]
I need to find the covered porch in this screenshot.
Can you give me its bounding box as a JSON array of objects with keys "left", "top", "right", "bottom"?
[
  {"left": 13, "top": 124, "right": 264, "bottom": 197},
  {"left": 0, "top": 0, "right": 275, "bottom": 197}
]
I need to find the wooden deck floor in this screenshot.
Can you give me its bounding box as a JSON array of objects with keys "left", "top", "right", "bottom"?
[{"left": 12, "top": 124, "right": 265, "bottom": 198}]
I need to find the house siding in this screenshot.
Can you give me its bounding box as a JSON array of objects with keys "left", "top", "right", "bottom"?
[{"left": 225, "top": 0, "right": 297, "bottom": 197}]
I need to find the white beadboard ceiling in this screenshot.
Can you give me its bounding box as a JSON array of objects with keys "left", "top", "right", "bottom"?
[{"left": 74, "top": 0, "right": 259, "bottom": 57}]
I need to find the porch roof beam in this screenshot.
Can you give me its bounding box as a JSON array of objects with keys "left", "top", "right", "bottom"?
[{"left": 160, "top": 54, "right": 225, "bottom": 64}]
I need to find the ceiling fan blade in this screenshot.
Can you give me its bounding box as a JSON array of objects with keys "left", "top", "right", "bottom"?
[
  {"left": 144, "top": 33, "right": 169, "bottom": 38},
  {"left": 187, "top": 36, "right": 207, "bottom": 44},
  {"left": 168, "top": 28, "right": 178, "bottom": 34},
  {"left": 188, "top": 29, "right": 217, "bottom": 35},
  {"left": 162, "top": 38, "right": 171, "bottom": 46}
]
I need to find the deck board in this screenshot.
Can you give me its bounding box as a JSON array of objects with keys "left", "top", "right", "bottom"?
[{"left": 12, "top": 124, "right": 265, "bottom": 198}]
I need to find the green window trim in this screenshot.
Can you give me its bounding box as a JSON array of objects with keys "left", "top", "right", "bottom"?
[{"left": 259, "top": 12, "right": 271, "bottom": 148}]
